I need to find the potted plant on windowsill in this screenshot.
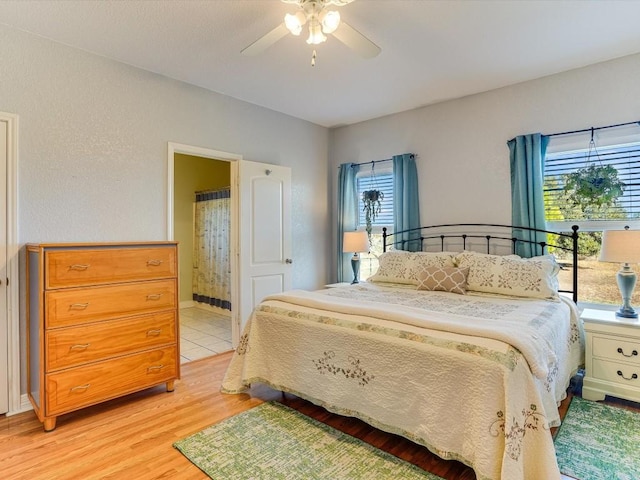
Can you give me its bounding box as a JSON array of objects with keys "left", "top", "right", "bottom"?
[{"left": 362, "top": 189, "right": 384, "bottom": 241}]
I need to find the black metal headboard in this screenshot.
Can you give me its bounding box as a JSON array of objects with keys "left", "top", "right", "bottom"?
[{"left": 382, "top": 223, "right": 580, "bottom": 303}]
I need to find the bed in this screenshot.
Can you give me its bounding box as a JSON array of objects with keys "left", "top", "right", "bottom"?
[{"left": 222, "top": 224, "right": 584, "bottom": 480}]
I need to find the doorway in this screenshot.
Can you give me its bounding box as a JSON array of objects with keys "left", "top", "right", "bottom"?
[
  {"left": 167, "top": 144, "right": 293, "bottom": 359},
  {"left": 168, "top": 144, "right": 240, "bottom": 363},
  {"left": 0, "top": 112, "right": 19, "bottom": 416}
]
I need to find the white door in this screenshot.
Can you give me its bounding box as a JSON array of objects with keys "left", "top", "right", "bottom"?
[
  {"left": 0, "top": 120, "right": 8, "bottom": 414},
  {"left": 237, "top": 160, "right": 292, "bottom": 332}
]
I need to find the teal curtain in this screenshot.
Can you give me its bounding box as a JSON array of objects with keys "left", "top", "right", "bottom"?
[
  {"left": 337, "top": 163, "right": 359, "bottom": 282},
  {"left": 393, "top": 154, "right": 421, "bottom": 252},
  {"left": 508, "top": 133, "right": 549, "bottom": 257}
]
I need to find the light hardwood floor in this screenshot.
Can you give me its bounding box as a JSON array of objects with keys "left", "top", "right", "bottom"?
[{"left": 0, "top": 352, "right": 588, "bottom": 479}]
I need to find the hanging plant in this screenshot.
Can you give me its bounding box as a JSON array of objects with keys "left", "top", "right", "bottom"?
[
  {"left": 563, "top": 164, "right": 625, "bottom": 208},
  {"left": 562, "top": 130, "right": 626, "bottom": 212},
  {"left": 362, "top": 189, "right": 384, "bottom": 240}
]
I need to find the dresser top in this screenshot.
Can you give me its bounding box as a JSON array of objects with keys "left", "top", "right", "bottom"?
[{"left": 27, "top": 241, "right": 178, "bottom": 249}]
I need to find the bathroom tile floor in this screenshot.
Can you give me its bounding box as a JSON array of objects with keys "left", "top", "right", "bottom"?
[{"left": 179, "top": 307, "right": 233, "bottom": 364}]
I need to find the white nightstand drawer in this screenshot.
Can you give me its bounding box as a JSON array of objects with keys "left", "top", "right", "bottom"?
[
  {"left": 582, "top": 308, "right": 640, "bottom": 402},
  {"left": 592, "top": 357, "right": 640, "bottom": 384},
  {"left": 592, "top": 335, "right": 640, "bottom": 365}
]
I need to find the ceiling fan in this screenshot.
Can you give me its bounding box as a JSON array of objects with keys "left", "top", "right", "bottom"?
[{"left": 241, "top": 0, "right": 381, "bottom": 60}]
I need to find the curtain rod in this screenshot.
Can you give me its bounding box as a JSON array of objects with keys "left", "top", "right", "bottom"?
[
  {"left": 350, "top": 158, "right": 392, "bottom": 168},
  {"left": 195, "top": 186, "right": 230, "bottom": 194},
  {"left": 349, "top": 154, "right": 417, "bottom": 168},
  {"left": 546, "top": 120, "right": 640, "bottom": 138}
]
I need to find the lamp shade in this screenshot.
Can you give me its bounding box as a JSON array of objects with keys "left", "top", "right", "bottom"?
[
  {"left": 306, "top": 19, "right": 327, "bottom": 45},
  {"left": 284, "top": 11, "right": 306, "bottom": 36},
  {"left": 320, "top": 10, "right": 340, "bottom": 33},
  {"left": 343, "top": 231, "right": 369, "bottom": 253},
  {"left": 599, "top": 229, "right": 640, "bottom": 263}
]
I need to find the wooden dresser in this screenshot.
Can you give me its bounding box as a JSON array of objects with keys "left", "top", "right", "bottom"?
[{"left": 26, "top": 242, "right": 180, "bottom": 431}]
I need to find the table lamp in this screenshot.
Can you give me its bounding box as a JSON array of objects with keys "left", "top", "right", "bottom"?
[
  {"left": 343, "top": 231, "right": 369, "bottom": 284},
  {"left": 599, "top": 228, "right": 640, "bottom": 319}
]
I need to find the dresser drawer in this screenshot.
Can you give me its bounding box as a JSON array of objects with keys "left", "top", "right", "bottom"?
[
  {"left": 46, "top": 311, "right": 177, "bottom": 371},
  {"left": 45, "top": 247, "right": 177, "bottom": 289},
  {"left": 592, "top": 335, "right": 640, "bottom": 365},
  {"left": 45, "top": 279, "right": 176, "bottom": 328},
  {"left": 45, "top": 346, "right": 177, "bottom": 416},
  {"left": 592, "top": 357, "right": 640, "bottom": 385}
]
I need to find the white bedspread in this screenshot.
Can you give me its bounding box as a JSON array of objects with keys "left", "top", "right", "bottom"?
[{"left": 222, "top": 283, "right": 584, "bottom": 480}]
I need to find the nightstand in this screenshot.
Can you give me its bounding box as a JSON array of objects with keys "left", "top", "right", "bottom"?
[
  {"left": 325, "top": 282, "right": 366, "bottom": 288},
  {"left": 582, "top": 308, "right": 640, "bottom": 402}
]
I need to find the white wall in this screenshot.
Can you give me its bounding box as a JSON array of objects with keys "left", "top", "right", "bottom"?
[
  {"left": 0, "top": 25, "right": 329, "bottom": 393},
  {"left": 329, "top": 52, "right": 640, "bottom": 280},
  {"left": 0, "top": 25, "right": 329, "bottom": 288}
]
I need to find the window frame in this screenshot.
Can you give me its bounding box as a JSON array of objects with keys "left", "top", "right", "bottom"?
[{"left": 544, "top": 136, "right": 640, "bottom": 307}]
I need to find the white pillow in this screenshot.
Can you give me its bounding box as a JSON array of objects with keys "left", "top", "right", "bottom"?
[
  {"left": 454, "top": 251, "right": 560, "bottom": 299},
  {"left": 368, "top": 251, "right": 456, "bottom": 285}
]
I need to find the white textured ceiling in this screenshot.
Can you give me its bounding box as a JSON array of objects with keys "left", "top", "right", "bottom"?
[{"left": 2, "top": 0, "right": 640, "bottom": 128}]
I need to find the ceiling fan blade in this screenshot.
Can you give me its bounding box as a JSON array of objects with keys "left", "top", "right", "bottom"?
[
  {"left": 332, "top": 21, "right": 381, "bottom": 59},
  {"left": 241, "top": 24, "right": 289, "bottom": 56}
]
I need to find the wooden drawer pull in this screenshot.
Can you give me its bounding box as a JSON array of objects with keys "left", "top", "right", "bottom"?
[
  {"left": 70, "top": 384, "right": 91, "bottom": 392},
  {"left": 69, "top": 343, "right": 91, "bottom": 351},
  {"left": 147, "top": 365, "right": 165, "bottom": 373},
  {"left": 146, "top": 329, "right": 162, "bottom": 336},
  {"left": 146, "top": 294, "right": 163, "bottom": 300},
  {"left": 617, "top": 347, "right": 638, "bottom": 358},
  {"left": 147, "top": 259, "right": 163, "bottom": 266},
  {"left": 69, "top": 264, "right": 91, "bottom": 271},
  {"left": 617, "top": 370, "right": 639, "bottom": 381},
  {"left": 69, "top": 303, "right": 90, "bottom": 310}
]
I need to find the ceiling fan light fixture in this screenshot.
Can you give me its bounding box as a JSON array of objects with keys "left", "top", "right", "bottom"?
[
  {"left": 306, "top": 19, "right": 327, "bottom": 45},
  {"left": 242, "top": 0, "right": 380, "bottom": 59},
  {"left": 284, "top": 11, "right": 306, "bottom": 36},
  {"left": 320, "top": 10, "right": 340, "bottom": 34}
]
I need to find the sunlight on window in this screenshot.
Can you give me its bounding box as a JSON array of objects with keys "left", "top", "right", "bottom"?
[
  {"left": 545, "top": 140, "right": 640, "bottom": 305},
  {"left": 356, "top": 166, "right": 393, "bottom": 281},
  {"left": 359, "top": 233, "right": 384, "bottom": 280}
]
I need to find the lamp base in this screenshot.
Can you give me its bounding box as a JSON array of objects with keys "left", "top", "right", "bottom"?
[
  {"left": 615, "top": 308, "right": 638, "bottom": 319},
  {"left": 616, "top": 264, "right": 638, "bottom": 319},
  {"left": 351, "top": 253, "right": 360, "bottom": 284}
]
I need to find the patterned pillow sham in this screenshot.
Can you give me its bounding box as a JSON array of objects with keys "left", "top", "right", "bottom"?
[
  {"left": 368, "top": 251, "right": 457, "bottom": 285},
  {"left": 454, "top": 251, "right": 560, "bottom": 299},
  {"left": 416, "top": 266, "right": 469, "bottom": 295}
]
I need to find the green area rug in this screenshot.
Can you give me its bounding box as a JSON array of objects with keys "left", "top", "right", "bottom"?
[
  {"left": 554, "top": 396, "right": 640, "bottom": 480},
  {"left": 174, "top": 401, "right": 444, "bottom": 480}
]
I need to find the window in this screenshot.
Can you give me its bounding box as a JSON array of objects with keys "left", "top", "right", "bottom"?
[
  {"left": 356, "top": 169, "right": 394, "bottom": 229},
  {"left": 356, "top": 166, "right": 394, "bottom": 279},
  {"left": 545, "top": 142, "right": 640, "bottom": 228},
  {"left": 544, "top": 138, "right": 640, "bottom": 305}
]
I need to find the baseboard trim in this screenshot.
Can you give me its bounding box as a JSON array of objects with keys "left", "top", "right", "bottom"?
[
  {"left": 7, "top": 394, "right": 33, "bottom": 417},
  {"left": 180, "top": 301, "right": 231, "bottom": 318}
]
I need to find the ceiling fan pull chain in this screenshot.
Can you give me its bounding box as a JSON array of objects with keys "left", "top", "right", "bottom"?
[{"left": 311, "top": 49, "right": 317, "bottom": 67}]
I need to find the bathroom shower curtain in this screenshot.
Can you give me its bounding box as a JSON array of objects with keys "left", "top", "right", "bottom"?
[{"left": 192, "top": 187, "right": 231, "bottom": 310}]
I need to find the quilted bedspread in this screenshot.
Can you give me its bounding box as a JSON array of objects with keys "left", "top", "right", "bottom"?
[{"left": 222, "top": 283, "right": 584, "bottom": 480}]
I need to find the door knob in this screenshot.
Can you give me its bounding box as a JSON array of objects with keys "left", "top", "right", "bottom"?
[{"left": 285, "top": 258, "right": 293, "bottom": 264}]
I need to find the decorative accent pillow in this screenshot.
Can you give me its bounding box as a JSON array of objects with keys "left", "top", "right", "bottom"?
[
  {"left": 454, "top": 251, "right": 560, "bottom": 299},
  {"left": 416, "top": 266, "right": 469, "bottom": 295},
  {"left": 368, "top": 251, "right": 456, "bottom": 285}
]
